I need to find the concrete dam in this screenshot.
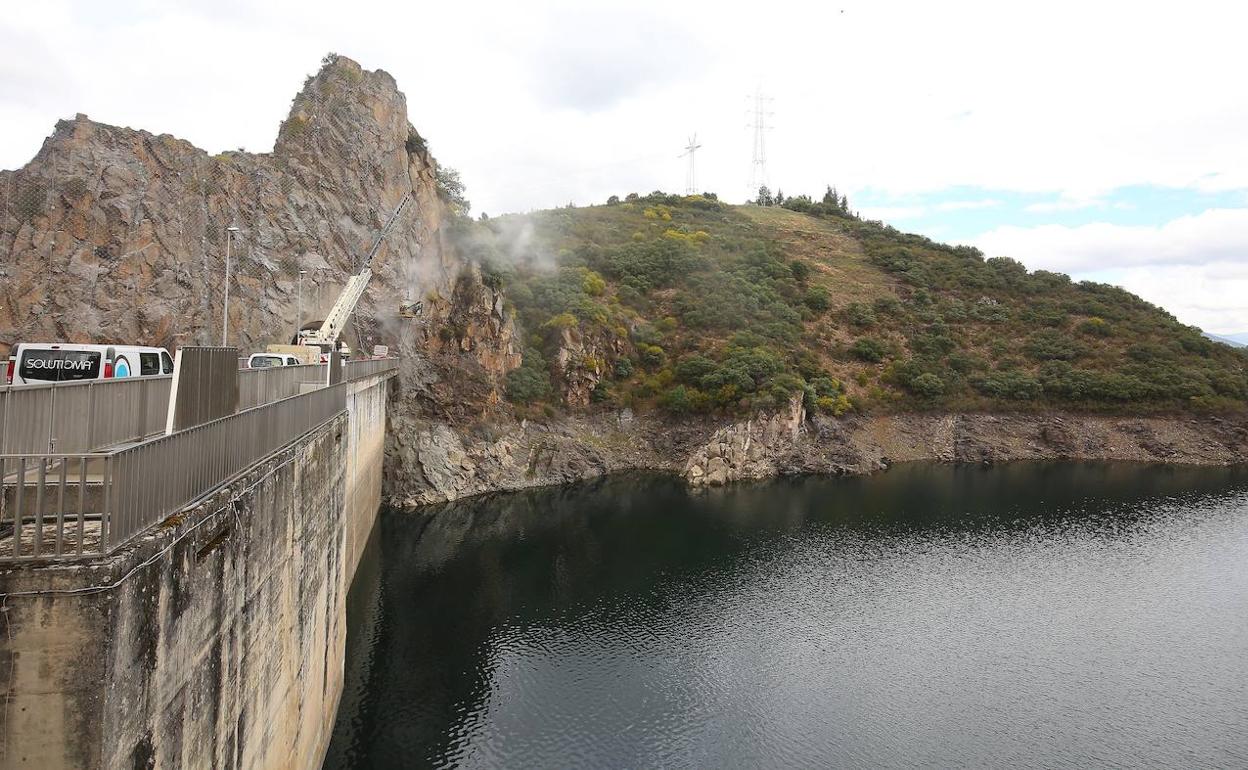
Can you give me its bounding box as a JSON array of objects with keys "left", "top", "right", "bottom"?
[{"left": 0, "top": 356, "right": 397, "bottom": 768}]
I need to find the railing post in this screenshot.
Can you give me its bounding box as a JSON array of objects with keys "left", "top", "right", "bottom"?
[
  {"left": 86, "top": 383, "right": 97, "bottom": 451},
  {"left": 76, "top": 456, "right": 87, "bottom": 555},
  {"left": 102, "top": 454, "right": 114, "bottom": 553},
  {"left": 14, "top": 458, "right": 26, "bottom": 558},
  {"left": 137, "top": 379, "right": 148, "bottom": 442},
  {"left": 55, "top": 458, "right": 68, "bottom": 556}
]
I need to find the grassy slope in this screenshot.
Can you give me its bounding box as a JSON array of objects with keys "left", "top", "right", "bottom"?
[{"left": 465, "top": 194, "right": 1248, "bottom": 417}]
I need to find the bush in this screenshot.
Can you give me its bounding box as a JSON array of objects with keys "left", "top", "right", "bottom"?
[
  {"left": 804, "top": 287, "right": 832, "bottom": 312},
  {"left": 851, "top": 337, "right": 887, "bottom": 362},
  {"left": 505, "top": 349, "right": 553, "bottom": 404},
  {"left": 971, "top": 371, "right": 1042, "bottom": 400},
  {"left": 815, "top": 394, "right": 852, "bottom": 415},
  {"left": 846, "top": 302, "right": 876, "bottom": 327},
  {"left": 872, "top": 296, "right": 902, "bottom": 316},
  {"left": 661, "top": 385, "right": 700, "bottom": 413},
  {"left": 909, "top": 372, "right": 945, "bottom": 398},
  {"left": 1077, "top": 317, "right": 1111, "bottom": 337},
  {"left": 543, "top": 312, "right": 578, "bottom": 331},
  {"left": 638, "top": 344, "right": 665, "bottom": 369},
  {"left": 582, "top": 269, "right": 606, "bottom": 296},
  {"left": 1025, "top": 329, "right": 1083, "bottom": 361},
  {"left": 675, "top": 354, "right": 717, "bottom": 383}
]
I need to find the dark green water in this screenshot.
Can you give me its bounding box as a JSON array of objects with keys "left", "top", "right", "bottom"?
[{"left": 324, "top": 463, "right": 1248, "bottom": 769}]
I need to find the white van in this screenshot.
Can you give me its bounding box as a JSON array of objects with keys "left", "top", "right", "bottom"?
[
  {"left": 246, "top": 352, "right": 303, "bottom": 368},
  {"left": 5, "top": 343, "right": 174, "bottom": 386}
]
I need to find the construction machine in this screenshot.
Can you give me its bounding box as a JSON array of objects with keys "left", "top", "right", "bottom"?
[{"left": 275, "top": 193, "right": 418, "bottom": 360}]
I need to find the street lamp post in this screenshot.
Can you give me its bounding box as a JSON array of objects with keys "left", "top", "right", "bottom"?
[
  {"left": 297, "top": 269, "right": 307, "bottom": 342},
  {"left": 222, "top": 226, "right": 240, "bottom": 346}
]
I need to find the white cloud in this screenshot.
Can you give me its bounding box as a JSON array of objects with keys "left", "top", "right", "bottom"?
[
  {"left": 973, "top": 208, "right": 1248, "bottom": 331},
  {"left": 1104, "top": 263, "right": 1248, "bottom": 334},
  {"left": 973, "top": 208, "right": 1248, "bottom": 273},
  {"left": 858, "top": 206, "right": 928, "bottom": 221},
  {"left": 1024, "top": 197, "right": 1104, "bottom": 213},
  {"left": 2, "top": 0, "right": 1246, "bottom": 213},
  {"left": 934, "top": 199, "right": 1000, "bottom": 212}
]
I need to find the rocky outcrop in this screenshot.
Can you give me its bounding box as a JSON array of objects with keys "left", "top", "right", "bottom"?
[
  {"left": 550, "top": 325, "right": 621, "bottom": 407},
  {"left": 384, "top": 409, "right": 1248, "bottom": 507},
  {"left": 683, "top": 394, "right": 807, "bottom": 485}
]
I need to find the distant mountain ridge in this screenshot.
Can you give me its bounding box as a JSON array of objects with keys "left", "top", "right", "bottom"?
[{"left": 1204, "top": 332, "right": 1247, "bottom": 348}]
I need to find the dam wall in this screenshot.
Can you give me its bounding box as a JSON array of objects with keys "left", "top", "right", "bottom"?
[{"left": 0, "top": 372, "right": 392, "bottom": 769}]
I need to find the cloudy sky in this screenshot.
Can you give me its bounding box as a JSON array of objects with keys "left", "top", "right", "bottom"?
[{"left": 3, "top": 1, "right": 1245, "bottom": 332}]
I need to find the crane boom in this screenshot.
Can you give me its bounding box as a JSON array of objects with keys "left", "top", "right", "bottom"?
[{"left": 304, "top": 193, "right": 411, "bottom": 348}]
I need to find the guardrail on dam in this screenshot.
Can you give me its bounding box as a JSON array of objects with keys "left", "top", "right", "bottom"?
[{"left": 0, "top": 354, "right": 399, "bottom": 769}]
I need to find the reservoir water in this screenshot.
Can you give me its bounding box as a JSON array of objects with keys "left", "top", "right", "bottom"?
[{"left": 324, "top": 463, "right": 1248, "bottom": 768}]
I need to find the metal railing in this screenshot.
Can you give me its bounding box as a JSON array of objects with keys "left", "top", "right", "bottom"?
[
  {"left": 343, "top": 357, "right": 400, "bottom": 380},
  {"left": 0, "top": 384, "right": 347, "bottom": 560},
  {"left": 0, "top": 453, "right": 111, "bottom": 559},
  {"left": 0, "top": 357, "right": 399, "bottom": 560},
  {"left": 0, "top": 376, "right": 171, "bottom": 454},
  {"left": 238, "top": 364, "right": 326, "bottom": 409},
  {"left": 107, "top": 382, "right": 348, "bottom": 550}
]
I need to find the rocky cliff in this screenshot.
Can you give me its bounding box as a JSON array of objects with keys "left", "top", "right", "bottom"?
[{"left": 0, "top": 55, "right": 519, "bottom": 498}]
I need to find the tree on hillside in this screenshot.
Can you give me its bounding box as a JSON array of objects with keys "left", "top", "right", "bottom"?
[
  {"left": 436, "top": 167, "right": 471, "bottom": 217},
  {"left": 755, "top": 185, "right": 774, "bottom": 207}
]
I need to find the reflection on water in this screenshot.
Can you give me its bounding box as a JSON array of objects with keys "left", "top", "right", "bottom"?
[{"left": 324, "top": 463, "right": 1248, "bottom": 769}]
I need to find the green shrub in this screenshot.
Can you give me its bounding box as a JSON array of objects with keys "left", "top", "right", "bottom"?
[
  {"left": 851, "top": 338, "right": 887, "bottom": 362},
  {"left": 638, "top": 344, "right": 665, "bottom": 369},
  {"left": 1025, "top": 329, "right": 1083, "bottom": 361},
  {"left": 661, "top": 385, "right": 702, "bottom": 413},
  {"left": 872, "top": 296, "right": 902, "bottom": 316},
  {"left": 909, "top": 372, "right": 945, "bottom": 398},
  {"left": 971, "top": 371, "right": 1042, "bottom": 400},
  {"left": 815, "top": 394, "right": 852, "bottom": 415},
  {"left": 846, "top": 302, "right": 876, "bottom": 327},
  {"left": 505, "top": 349, "right": 553, "bottom": 404},
  {"left": 1077, "top": 317, "right": 1111, "bottom": 337},
  {"left": 804, "top": 286, "right": 832, "bottom": 312}
]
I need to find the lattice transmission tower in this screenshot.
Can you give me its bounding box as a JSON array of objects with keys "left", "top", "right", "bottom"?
[
  {"left": 679, "top": 133, "right": 702, "bottom": 195},
  {"left": 746, "top": 87, "right": 773, "bottom": 200}
]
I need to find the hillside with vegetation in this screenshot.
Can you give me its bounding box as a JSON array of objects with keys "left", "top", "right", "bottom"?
[{"left": 453, "top": 189, "right": 1248, "bottom": 419}]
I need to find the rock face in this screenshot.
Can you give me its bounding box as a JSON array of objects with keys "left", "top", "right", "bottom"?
[
  {"left": 683, "top": 394, "right": 807, "bottom": 485},
  {"left": 384, "top": 407, "right": 1248, "bottom": 507},
  {"left": 0, "top": 55, "right": 520, "bottom": 498}
]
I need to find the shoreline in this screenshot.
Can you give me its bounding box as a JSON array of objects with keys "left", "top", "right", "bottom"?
[{"left": 383, "top": 407, "right": 1248, "bottom": 509}]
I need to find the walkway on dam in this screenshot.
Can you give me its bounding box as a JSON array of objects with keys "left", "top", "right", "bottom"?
[{"left": 0, "top": 354, "right": 398, "bottom": 562}]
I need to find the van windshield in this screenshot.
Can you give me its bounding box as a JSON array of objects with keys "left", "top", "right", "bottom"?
[
  {"left": 249, "top": 356, "right": 283, "bottom": 368},
  {"left": 19, "top": 349, "right": 101, "bottom": 382}
]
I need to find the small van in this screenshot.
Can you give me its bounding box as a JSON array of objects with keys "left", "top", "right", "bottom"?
[
  {"left": 5, "top": 343, "right": 174, "bottom": 386},
  {"left": 246, "top": 352, "right": 303, "bottom": 368}
]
